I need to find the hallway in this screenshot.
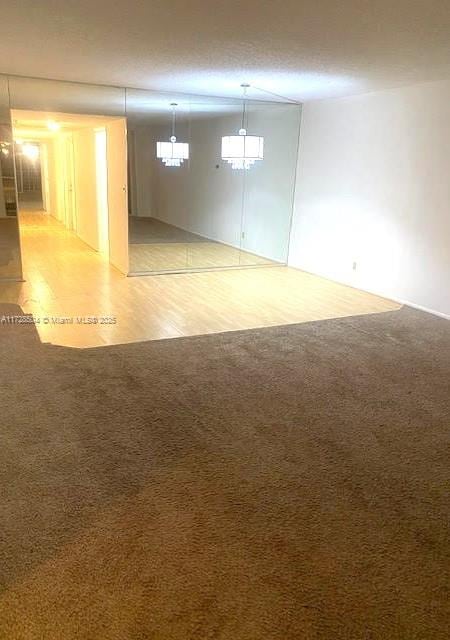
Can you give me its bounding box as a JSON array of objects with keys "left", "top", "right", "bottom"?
[{"left": 15, "top": 210, "right": 124, "bottom": 346}]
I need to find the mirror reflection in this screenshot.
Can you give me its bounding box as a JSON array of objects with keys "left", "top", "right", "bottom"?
[
  {"left": 0, "top": 77, "right": 22, "bottom": 281},
  {"left": 7, "top": 77, "right": 128, "bottom": 283},
  {"left": 126, "top": 90, "right": 300, "bottom": 274},
  {"left": 1, "top": 75, "right": 301, "bottom": 281}
]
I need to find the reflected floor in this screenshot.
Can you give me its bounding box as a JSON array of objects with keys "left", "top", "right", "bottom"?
[
  {"left": 18, "top": 191, "right": 44, "bottom": 211},
  {"left": 129, "top": 217, "right": 276, "bottom": 272},
  {"left": 129, "top": 217, "right": 209, "bottom": 245},
  {"left": 129, "top": 241, "right": 276, "bottom": 272}
]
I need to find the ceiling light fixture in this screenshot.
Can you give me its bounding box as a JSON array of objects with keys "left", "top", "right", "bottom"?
[
  {"left": 47, "top": 120, "right": 61, "bottom": 132},
  {"left": 22, "top": 143, "right": 40, "bottom": 161},
  {"left": 156, "top": 103, "right": 189, "bottom": 167},
  {"left": 221, "top": 84, "right": 264, "bottom": 170}
]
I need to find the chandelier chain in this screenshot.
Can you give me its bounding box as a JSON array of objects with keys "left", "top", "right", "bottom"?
[{"left": 171, "top": 103, "right": 177, "bottom": 139}]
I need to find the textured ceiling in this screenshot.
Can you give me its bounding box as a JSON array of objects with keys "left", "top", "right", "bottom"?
[
  {"left": 2, "top": 0, "right": 450, "bottom": 102},
  {"left": 11, "top": 110, "right": 118, "bottom": 140}
]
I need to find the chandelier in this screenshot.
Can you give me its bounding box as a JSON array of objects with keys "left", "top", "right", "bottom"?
[
  {"left": 156, "top": 103, "right": 189, "bottom": 167},
  {"left": 221, "top": 84, "right": 264, "bottom": 170}
]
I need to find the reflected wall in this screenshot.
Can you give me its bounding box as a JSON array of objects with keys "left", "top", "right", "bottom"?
[{"left": 242, "top": 102, "right": 301, "bottom": 264}]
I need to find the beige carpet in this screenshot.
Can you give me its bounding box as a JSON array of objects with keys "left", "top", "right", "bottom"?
[{"left": 0, "top": 303, "right": 449, "bottom": 639}]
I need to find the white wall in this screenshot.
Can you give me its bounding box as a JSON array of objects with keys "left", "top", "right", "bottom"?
[
  {"left": 128, "top": 125, "right": 158, "bottom": 218},
  {"left": 289, "top": 79, "right": 450, "bottom": 318},
  {"left": 73, "top": 127, "right": 98, "bottom": 251},
  {"left": 52, "top": 134, "right": 69, "bottom": 224},
  {"left": 45, "top": 139, "right": 59, "bottom": 218},
  {"left": 106, "top": 117, "right": 129, "bottom": 274},
  {"left": 46, "top": 127, "right": 99, "bottom": 251}
]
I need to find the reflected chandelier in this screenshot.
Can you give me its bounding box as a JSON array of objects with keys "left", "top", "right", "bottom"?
[
  {"left": 156, "top": 103, "right": 189, "bottom": 167},
  {"left": 221, "top": 84, "right": 264, "bottom": 170}
]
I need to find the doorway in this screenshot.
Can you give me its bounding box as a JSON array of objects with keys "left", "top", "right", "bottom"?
[
  {"left": 11, "top": 110, "right": 129, "bottom": 277},
  {"left": 15, "top": 141, "right": 44, "bottom": 211}
]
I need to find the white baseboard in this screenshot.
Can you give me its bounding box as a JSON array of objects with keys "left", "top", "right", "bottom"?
[
  {"left": 288, "top": 262, "right": 450, "bottom": 321},
  {"left": 395, "top": 298, "right": 450, "bottom": 321}
]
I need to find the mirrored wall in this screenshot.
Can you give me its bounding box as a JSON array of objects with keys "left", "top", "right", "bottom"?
[
  {"left": 0, "top": 74, "right": 300, "bottom": 280},
  {"left": 126, "top": 90, "right": 301, "bottom": 274},
  {"left": 0, "top": 76, "right": 22, "bottom": 280}
]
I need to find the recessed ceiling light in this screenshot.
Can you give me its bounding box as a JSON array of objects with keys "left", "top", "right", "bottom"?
[
  {"left": 22, "top": 143, "right": 40, "bottom": 160},
  {"left": 47, "top": 120, "right": 61, "bottom": 131}
]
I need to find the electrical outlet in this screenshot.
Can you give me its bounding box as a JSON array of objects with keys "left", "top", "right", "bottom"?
[
  {"left": 352, "top": 261, "right": 357, "bottom": 271},
  {"left": 241, "top": 231, "right": 245, "bottom": 239}
]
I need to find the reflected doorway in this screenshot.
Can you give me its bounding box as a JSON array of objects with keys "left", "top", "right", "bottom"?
[
  {"left": 11, "top": 110, "right": 128, "bottom": 279},
  {"left": 15, "top": 141, "right": 44, "bottom": 211}
]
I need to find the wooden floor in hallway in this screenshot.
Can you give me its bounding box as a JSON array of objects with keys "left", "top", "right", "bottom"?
[{"left": 0, "top": 211, "right": 401, "bottom": 348}]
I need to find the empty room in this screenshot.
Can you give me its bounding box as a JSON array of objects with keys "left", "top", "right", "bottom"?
[{"left": 0, "top": 2, "right": 449, "bottom": 639}]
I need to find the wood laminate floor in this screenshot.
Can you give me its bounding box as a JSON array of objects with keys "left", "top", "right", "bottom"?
[{"left": 0, "top": 212, "right": 401, "bottom": 348}]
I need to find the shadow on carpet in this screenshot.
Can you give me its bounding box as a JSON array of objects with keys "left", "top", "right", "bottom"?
[{"left": 0, "top": 303, "right": 449, "bottom": 639}]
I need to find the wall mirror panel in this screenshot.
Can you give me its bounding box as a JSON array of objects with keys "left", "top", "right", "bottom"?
[
  {"left": 126, "top": 90, "right": 247, "bottom": 273},
  {"left": 0, "top": 76, "right": 22, "bottom": 280},
  {"left": 1, "top": 74, "right": 301, "bottom": 280},
  {"left": 184, "top": 104, "right": 245, "bottom": 271},
  {"left": 126, "top": 90, "right": 194, "bottom": 273},
  {"left": 126, "top": 89, "right": 301, "bottom": 274},
  {"left": 241, "top": 102, "right": 301, "bottom": 265}
]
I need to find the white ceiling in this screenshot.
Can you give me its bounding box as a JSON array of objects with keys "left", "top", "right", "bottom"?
[
  {"left": 2, "top": 0, "right": 450, "bottom": 102},
  {"left": 11, "top": 110, "right": 118, "bottom": 140}
]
